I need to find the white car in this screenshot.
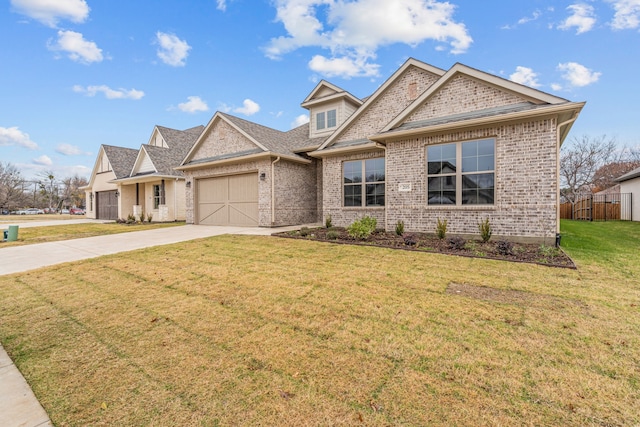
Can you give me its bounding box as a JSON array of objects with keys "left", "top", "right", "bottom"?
[{"left": 16, "top": 208, "right": 44, "bottom": 215}]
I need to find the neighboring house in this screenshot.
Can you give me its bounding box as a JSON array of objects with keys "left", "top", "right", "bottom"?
[
  {"left": 83, "top": 125, "right": 203, "bottom": 221},
  {"left": 177, "top": 58, "right": 584, "bottom": 242},
  {"left": 615, "top": 166, "right": 640, "bottom": 221}
]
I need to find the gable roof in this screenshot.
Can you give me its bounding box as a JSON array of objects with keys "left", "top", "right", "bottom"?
[
  {"left": 381, "top": 62, "right": 572, "bottom": 134},
  {"left": 179, "top": 112, "right": 320, "bottom": 170},
  {"left": 615, "top": 166, "right": 640, "bottom": 182},
  {"left": 101, "top": 145, "right": 139, "bottom": 179},
  {"left": 315, "top": 58, "right": 446, "bottom": 151},
  {"left": 301, "top": 80, "right": 363, "bottom": 108}
]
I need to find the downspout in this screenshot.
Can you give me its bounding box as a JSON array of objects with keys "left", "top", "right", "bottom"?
[
  {"left": 556, "top": 112, "right": 578, "bottom": 234},
  {"left": 271, "top": 156, "right": 281, "bottom": 226},
  {"left": 174, "top": 178, "right": 179, "bottom": 221},
  {"left": 375, "top": 142, "right": 388, "bottom": 231}
]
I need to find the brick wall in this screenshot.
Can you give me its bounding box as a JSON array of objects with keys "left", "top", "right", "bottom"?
[
  {"left": 190, "top": 119, "right": 258, "bottom": 161},
  {"left": 339, "top": 66, "right": 440, "bottom": 142},
  {"left": 385, "top": 118, "right": 559, "bottom": 241},
  {"left": 273, "top": 159, "right": 319, "bottom": 226},
  {"left": 407, "top": 74, "right": 527, "bottom": 122}
]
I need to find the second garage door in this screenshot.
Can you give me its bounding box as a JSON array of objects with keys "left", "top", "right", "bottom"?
[{"left": 197, "top": 173, "right": 259, "bottom": 226}]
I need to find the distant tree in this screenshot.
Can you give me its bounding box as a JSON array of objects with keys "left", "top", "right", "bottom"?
[
  {"left": 560, "top": 135, "right": 618, "bottom": 203},
  {"left": 60, "top": 175, "right": 89, "bottom": 208},
  {"left": 38, "top": 171, "right": 59, "bottom": 210},
  {"left": 592, "top": 160, "right": 640, "bottom": 192},
  {"left": 0, "top": 162, "right": 27, "bottom": 210}
]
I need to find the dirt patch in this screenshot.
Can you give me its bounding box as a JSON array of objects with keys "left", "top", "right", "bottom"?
[{"left": 275, "top": 227, "right": 576, "bottom": 269}]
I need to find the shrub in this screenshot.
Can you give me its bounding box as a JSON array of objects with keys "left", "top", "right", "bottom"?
[
  {"left": 126, "top": 214, "right": 137, "bottom": 224},
  {"left": 496, "top": 240, "right": 514, "bottom": 256},
  {"left": 436, "top": 218, "right": 447, "bottom": 239},
  {"left": 147, "top": 213, "right": 153, "bottom": 223},
  {"left": 347, "top": 216, "right": 377, "bottom": 240},
  {"left": 325, "top": 214, "right": 332, "bottom": 229},
  {"left": 395, "top": 220, "right": 405, "bottom": 236},
  {"left": 299, "top": 227, "right": 311, "bottom": 237},
  {"left": 326, "top": 230, "right": 339, "bottom": 240},
  {"left": 478, "top": 217, "right": 492, "bottom": 242},
  {"left": 447, "top": 236, "right": 466, "bottom": 250},
  {"left": 139, "top": 210, "right": 145, "bottom": 223}
]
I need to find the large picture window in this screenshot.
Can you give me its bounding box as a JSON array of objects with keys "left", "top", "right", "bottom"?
[
  {"left": 427, "top": 139, "right": 495, "bottom": 206},
  {"left": 343, "top": 158, "right": 385, "bottom": 207}
]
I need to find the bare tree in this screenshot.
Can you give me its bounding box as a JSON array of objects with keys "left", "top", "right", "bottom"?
[
  {"left": 60, "top": 175, "right": 89, "bottom": 208},
  {"left": 560, "top": 135, "right": 618, "bottom": 203},
  {"left": 38, "top": 171, "right": 58, "bottom": 210},
  {"left": 0, "top": 162, "right": 27, "bottom": 211},
  {"left": 592, "top": 159, "right": 640, "bottom": 192}
]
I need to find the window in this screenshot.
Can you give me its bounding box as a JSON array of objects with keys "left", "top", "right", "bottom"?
[
  {"left": 316, "top": 109, "right": 337, "bottom": 130},
  {"left": 343, "top": 158, "right": 385, "bottom": 207},
  {"left": 427, "top": 139, "right": 494, "bottom": 206},
  {"left": 153, "top": 182, "right": 165, "bottom": 209}
]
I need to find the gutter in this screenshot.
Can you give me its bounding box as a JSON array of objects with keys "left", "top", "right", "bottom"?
[{"left": 271, "top": 156, "right": 281, "bottom": 226}]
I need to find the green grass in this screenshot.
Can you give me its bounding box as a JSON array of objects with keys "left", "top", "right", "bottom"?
[
  {"left": 0, "top": 220, "right": 638, "bottom": 425},
  {"left": 0, "top": 222, "right": 184, "bottom": 247}
]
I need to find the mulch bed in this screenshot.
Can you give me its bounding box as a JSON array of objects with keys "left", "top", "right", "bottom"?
[{"left": 274, "top": 227, "right": 576, "bottom": 269}]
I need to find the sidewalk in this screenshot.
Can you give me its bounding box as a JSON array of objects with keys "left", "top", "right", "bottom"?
[{"left": 0, "top": 222, "right": 311, "bottom": 427}]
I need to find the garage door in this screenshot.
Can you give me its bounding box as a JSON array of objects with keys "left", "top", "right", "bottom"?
[
  {"left": 197, "top": 174, "right": 259, "bottom": 226},
  {"left": 96, "top": 190, "right": 118, "bottom": 220}
]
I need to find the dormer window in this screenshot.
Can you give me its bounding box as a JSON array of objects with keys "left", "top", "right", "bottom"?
[{"left": 316, "top": 109, "right": 337, "bottom": 130}]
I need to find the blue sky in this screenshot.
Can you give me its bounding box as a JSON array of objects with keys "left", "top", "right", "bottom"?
[{"left": 1, "top": 0, "right": 639, "bottom": 181}]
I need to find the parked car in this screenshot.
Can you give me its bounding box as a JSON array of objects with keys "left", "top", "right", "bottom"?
[
  {"left": 70, "top": 208, "right": 85, "bottom": 215},
  {"left": 16, "top": 208, "right": 44, "bottom": 215},
  {"left": 61, "top": 209, "right": 70, "bottom": 214}
]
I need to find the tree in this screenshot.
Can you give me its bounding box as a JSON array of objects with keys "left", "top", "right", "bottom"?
[
  {"left": 560, "top": 135, "right": 618, "bottom": 203},
  {"left": 60, "top": 174, "right": 89, "bottom": 208},
  {"left": 38, "top": 171, "right": 59, "bottom": 210},
  {"left": 592, "top": 160, "right": 640, "bottom": 192},
  {"left": 0, "top": 162, "right": 27, "bottom": 210}
]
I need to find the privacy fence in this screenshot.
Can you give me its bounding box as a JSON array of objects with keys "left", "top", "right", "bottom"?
[{"left": 560, "top": 193, "right": 632, "bottom": 221}]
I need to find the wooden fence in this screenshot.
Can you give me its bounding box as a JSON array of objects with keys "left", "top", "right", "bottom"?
[{"left": 560, "top": 193, "right": 632, "bottom": 221}]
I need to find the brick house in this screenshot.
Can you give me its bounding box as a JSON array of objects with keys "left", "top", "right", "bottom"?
[{"left": 177, "top": 58, "right": 584, "bottom": 241}]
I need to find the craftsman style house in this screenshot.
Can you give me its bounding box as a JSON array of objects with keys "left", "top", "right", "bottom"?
[
  {"left": 177, "top": 58, "right": 584, "bottom": 242},
  {"left": 83, "top": 125, "right": 203, "bottom": 221}
]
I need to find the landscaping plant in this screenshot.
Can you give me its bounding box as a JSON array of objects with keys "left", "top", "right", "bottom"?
[
  {"left": 347, "top": 216, "right": 377, "bottom": 240},
  {"left": 436, "top": 218, "right": 447, "bottom": 239},
  {"left": 478, "top": 217, "right": 492, "bottom": 242},
  {"left": 395, "top": 220, "right": 405, "bottom": 236}
]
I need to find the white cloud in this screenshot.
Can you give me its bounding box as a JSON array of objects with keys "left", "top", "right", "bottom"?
[
  {"left": 291, "top": 114, "right": 310, "bottom": 128},
  {"left": 233, "top": 99, "right": 260, "bottom": 116},
  {"left": 49, "top": 30, "right": 103, "bottom": 64},
  {"left": 178, "top": 96, "right": 209, "bottom": 113},
  {"left": 502, "top": 10, "right": 542, "bottom": 29},
  {"left": 156, "top": 32, "right": 191, "bottom": 67},
  {"left": 509, "top": 66, "right": 541, "bottom": 87},
  {"left": 216, "top": 0, "right": 227, "bottom": 11},
  {"left": 33, "top": 155, "right": 53, "bottom": 166},
  {"left": 551, "top": 83, "right": 563, "bottom": 91},
  {"left": 10, "top": 0, "right": 89, "bottom": 27},
  {"left": 558, "top": 3, "right": 597, "bottom": 34},
  {"left": 0, "top": 126, "right": 38, "bottom": 150},
  {"left": 608, "top": 0, "right": 640, "bottom": 29},
  {"left": 265, "top": 0, "right": 472, "bottom": 78},
  {"left": 73, "top": 85, "right": 144, "bottom": 100},
  {"left": 309, "top": 55, "right": 379, "bottom": 78},
  {"left": 557, "top": 62, "right": 601, "bottom": 87},
  {"left": 55, "top": 143, "right": 90, "bottom": 156}
]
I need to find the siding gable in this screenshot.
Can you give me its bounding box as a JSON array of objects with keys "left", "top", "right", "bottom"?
[
  {"left": 406, "top": 74, "right": 530, "bottom": 124},
  {"left": 132, "top": 149, "right": 156, "bottom": 174},
  {"left": 189, "top": 118, "right": 261, "bottom": 162},
  {"left": 336, "top": 66, "right": 440, "bottom": 143}
]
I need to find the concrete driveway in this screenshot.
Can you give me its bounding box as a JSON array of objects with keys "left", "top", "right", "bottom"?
[{"left": 0, "top": 223, "right": 308, "bottom": 276}]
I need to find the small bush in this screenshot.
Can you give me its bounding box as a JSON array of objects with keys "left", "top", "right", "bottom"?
[
  {"left": 403, "top": 233, "right": 418, "bottom": 246},
  {"left": 478, "top": 218, "right": 492, "bottom": 242},
  {"left": 147, "top": 213, "right": 153, "bottom": 223},
  {"left": 347, "top": 216, "right": 377, "bottom": 240},
  {"left": 436, "top": 218, "right": 447, "bottom": 239},
  {"left": 139, "top": 209, "right": 145, "bottom": 223},
  {"left": 496, "top": 240, "right": 514, "bottom": 256},
  {"left": 395, "top": 220, "right": 405, "bottom": 236},
  {"left": 126, "top": 214, "right": 137, "bottom": 224},
  {"left": 447, "top": 236, "right": 466, "bottom": 250},
  {"left": 325, "top": 214, "right": 332, "bottom": 229},
  {"left": 299, "top": 227, "right": 311, "bottom": 237},
  {"left": 326, "top": 230, "right": 339, "bottom": 240}
]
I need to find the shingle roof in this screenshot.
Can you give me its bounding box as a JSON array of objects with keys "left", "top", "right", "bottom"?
[
  {"left": 219, "top": 112, "right": 327, "bottom": 158},
  {"left": 136, "top": 125, "right": 203, "bottom": 177},
  {"left": 102, "top": 145, "right": 139, "bottom": 179}
]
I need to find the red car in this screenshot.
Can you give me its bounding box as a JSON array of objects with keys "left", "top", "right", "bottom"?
[{"left": 70, "top": 208, "right": 85, "bottom": 215}]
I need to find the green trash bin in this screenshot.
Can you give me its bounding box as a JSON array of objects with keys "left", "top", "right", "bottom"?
[{"left": 6, "top": 225, "right": 18, "bottom": 242}]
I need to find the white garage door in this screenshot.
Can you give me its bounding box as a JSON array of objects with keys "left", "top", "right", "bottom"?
[{"left": 197, "top": 174, "right": 259, "bottom": 226}]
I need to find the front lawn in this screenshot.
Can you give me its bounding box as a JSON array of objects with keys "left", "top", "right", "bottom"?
[{"left": 0, "top": 220, "right": 638, "bottom": 425}]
